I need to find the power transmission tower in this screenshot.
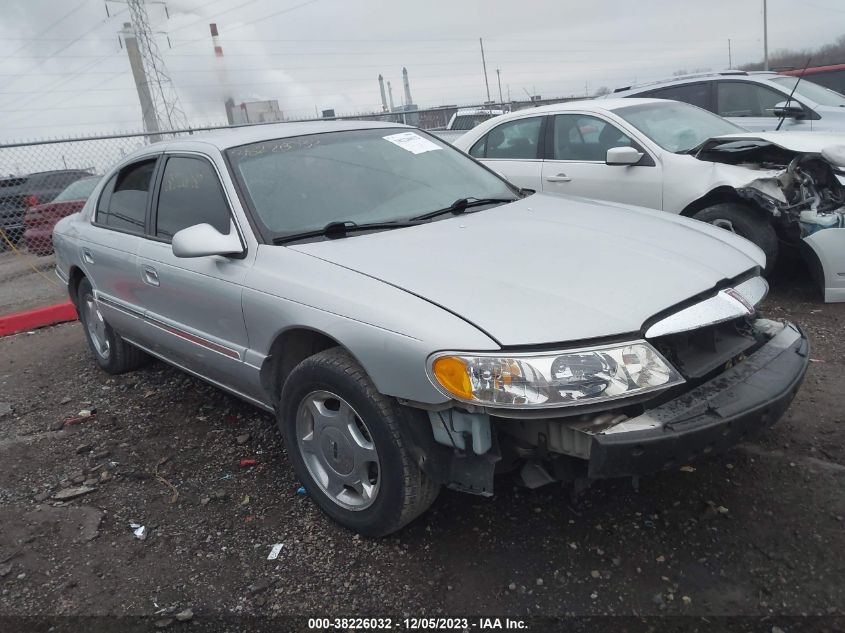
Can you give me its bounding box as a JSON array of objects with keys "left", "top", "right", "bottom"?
[{"left": 114, "top": 0, "right": 187, "bottom": 135}]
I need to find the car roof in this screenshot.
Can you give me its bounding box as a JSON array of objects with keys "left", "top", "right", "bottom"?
[
  {"left": 479, "top": 97, "right": 667, "bottom": 117},
  {"left": 156, "top": 120, "right": 412, "bottom": 152},
  {"left": 611, "top": 71, "right": 783, "bottom": 95}
]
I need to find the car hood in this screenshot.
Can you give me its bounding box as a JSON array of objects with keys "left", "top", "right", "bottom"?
[
  {"left": 703, "top": 131, "right": 845, "bottom": 163},
  {"left": 290, "top": 194, "right": 763, "bottom": 346}
]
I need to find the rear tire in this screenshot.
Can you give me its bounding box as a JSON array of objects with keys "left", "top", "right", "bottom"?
[
  {"left": 693, "top": 203, "right": 778, "bottom": 272},
  {"left": 77, "top": 277, "right": 148, "bottom": 374},
  {"left": 279, "top": 347, "right": 439, "bottom": 537}
]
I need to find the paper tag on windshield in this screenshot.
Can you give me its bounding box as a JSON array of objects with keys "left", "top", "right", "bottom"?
[{"left": 382, "top": 132, "right": 442, "bottom": 154}]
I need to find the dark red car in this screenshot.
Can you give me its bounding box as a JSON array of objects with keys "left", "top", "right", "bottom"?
[
  {"left": 782, "top": 63, "right": 845, "bottom": 95},
  {"left": 24, "top": 175, "right": 100, "bottom": 255}
]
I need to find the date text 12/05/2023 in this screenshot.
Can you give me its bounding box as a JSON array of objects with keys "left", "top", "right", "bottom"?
[{"left": 306, "top": 617, "right": 528, "bottom": 629}]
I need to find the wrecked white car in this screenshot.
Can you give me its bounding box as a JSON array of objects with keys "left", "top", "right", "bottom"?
[
  {"left": 453, "top": 98, "right": 845, "bottom": 301},
  {"left": 695, "top": 133, "right": 845, "bottom": 301}
]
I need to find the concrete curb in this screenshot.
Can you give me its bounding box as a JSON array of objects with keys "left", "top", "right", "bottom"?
[{"left": 0, "top": 302, "right": 78, "bottom": 337}]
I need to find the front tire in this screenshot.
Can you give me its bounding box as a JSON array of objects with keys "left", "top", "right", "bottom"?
[
  {"left": 279, "top": 348, "right": 439, "bottom": 537},
  {"left": 77, "top": 277, "right": 148, "bottom": 374},
  {"left": 693, "top": 203, "right": 779, "bottom": 272}
]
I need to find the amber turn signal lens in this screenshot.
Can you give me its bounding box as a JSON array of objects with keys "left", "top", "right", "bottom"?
[{"left": 432, "top": 356, "right": 473, "bottom": 400}]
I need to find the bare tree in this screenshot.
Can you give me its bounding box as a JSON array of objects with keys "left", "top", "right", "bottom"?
[{"left": 740, "top": 34, "right": 845, "bottom": 71}]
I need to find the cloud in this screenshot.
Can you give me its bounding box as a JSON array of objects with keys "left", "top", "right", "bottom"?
[{"left": 0, "top": 0, "right": 842, "bottom": 141}]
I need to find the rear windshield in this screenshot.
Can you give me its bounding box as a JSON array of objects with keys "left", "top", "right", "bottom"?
[{"left": 54, "top": 176, "right": 100, "bottom": 202}]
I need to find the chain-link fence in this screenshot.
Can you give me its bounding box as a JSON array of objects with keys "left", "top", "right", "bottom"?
[{"left": 0, "top": 98, "right": 578, "bottom": 318}]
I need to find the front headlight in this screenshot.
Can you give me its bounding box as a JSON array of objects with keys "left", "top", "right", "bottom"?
[{"left": 428, "top": 341, "right": 684, "bottom": 409}]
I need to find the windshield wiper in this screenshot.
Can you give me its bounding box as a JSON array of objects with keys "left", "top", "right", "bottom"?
[
  {"left": 410, "top": 197, "right": 517, "bottom": 222},
  {"left": 272, "top": 220, "right": 420, "bottom": 245}
]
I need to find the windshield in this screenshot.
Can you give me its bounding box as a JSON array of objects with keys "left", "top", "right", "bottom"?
[
  {"left": 54, "top": 176, "right": 99, "bottom": 202},
  {"left": 768, "top": 76, "right": 845, "bottom": 107},
  {"left": 613, "top": 101, "right": 746, "bottom": 152},
  {"left": 226, "top": 128, "right": 515, "bottom": 239}
]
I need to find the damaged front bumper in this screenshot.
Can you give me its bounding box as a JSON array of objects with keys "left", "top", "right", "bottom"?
[
  {"left": 423, "top": 320, "right": 808, "bottom": 493},
  {"left": 586, "top": 320, "right": 808, "bottom": 478}
]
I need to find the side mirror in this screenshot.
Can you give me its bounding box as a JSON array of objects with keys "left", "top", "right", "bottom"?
[
  {"left": 772, "top": 100, "right": 805, "bottom": 119},
  {"left": 171, "top": 223, "right": 243, "bottom": 258},
  {"left": 606, "top": 146, "right": 644, "bottom": 166}
]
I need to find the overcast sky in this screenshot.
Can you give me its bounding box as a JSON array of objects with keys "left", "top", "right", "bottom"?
[{"left": 0, "top": 0, "right": 843, "bottom": 141}]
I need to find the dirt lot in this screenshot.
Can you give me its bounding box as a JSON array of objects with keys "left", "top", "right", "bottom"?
[
  {"left": 0, "top": 251, "right": 65, "bottom": 316},
  {"left": 0, "top": 265, "right": 844, "bottom": 630}
]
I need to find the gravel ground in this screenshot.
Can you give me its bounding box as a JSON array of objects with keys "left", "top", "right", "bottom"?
[
  {"left": 0, "top": 266, "right": 843, "bottom": 630},
  {"left": 0, "top": 252, "right": 65, "bottom": 316}
]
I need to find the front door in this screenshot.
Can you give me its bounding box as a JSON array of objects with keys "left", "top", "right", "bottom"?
[
  {"left": 541, "top": 113, "right": 663, "bottom": 209},
  {"left": 715, "top": 80, "right": 811, "bottom": 132},
  {"left": 134, "top": 154, "right": 254, "bottom": 395}
]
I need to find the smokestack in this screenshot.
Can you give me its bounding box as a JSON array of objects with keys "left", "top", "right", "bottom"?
[
  {"left": 210, "top": 22, "right": 223, "bottom": 57},
  {"left": 210, "top": 23, "right": 235, "bottom": 124},
  {"left": 378, "top": 74, "right": 388, "bottom": 113},
  {"left": 387, "top": 81, "right": 395, "bottom": 111},
  {"left": 402, "top": 67, "right": 413, "bottom": 106},
  {"left": 122, "top": 22, "right": 159, "bottom": 140}
]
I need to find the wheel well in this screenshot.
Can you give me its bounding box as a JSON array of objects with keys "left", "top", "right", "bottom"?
[
  {"left": 68, "top": 266, "right": 86, "bottom": 307},
  {"left": 259, "top": 328, "right": 343, "bottom": 406},
  {"left": 680, "top": 187, "right": 744, "bottom": 217},
  {"left": 799, "top": 240, "right": 826, "bottom": 301}
]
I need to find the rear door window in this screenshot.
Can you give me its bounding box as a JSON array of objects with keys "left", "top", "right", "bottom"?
[{"left": 96, "top": 158, "right": 156, "bottom": 233}]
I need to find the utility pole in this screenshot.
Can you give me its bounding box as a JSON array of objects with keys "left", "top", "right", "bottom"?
[
  {"left": 763, "top": 0, "right": 769, "bottom": 71},
  {"left": 728, "top": 38, "right": 732, "bottom": 69},
  {"left": 496, "top": 69, "right": 503, "bottom": 108},
  {"left": 479, "top": 38, "right": 491, "bottom": 104}
]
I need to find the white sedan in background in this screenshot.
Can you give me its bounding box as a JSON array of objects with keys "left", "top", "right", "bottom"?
[{"left": 452, "top": 98, "right": 845, "bottom": 302}]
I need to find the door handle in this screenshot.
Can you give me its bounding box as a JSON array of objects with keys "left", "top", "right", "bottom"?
[
  {"left": 142, "top": 265, "right": 160, "bottom": 287},
  {"left": 82, "top": 247, "right": 94, "bottom": 264},
  {"left": 546, "top": 173, "right": 572, "bottom": 183}
]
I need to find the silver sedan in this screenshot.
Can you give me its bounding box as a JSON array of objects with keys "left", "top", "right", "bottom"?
[{"left": 53, "top": 121, "right": 808, "bottom": 536}]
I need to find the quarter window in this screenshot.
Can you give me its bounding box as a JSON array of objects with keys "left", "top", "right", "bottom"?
[
  {"left": 472, "top": 117, "right": 542, "bottom": 159},
  {"left": 96, "top": 159, "right": 156, "bottom": 232},
  {"left": 155, "top": 157, "right": 231, "bottom": 240},
  {"left": 716, "top": 82, "right": 786, "bottom": 118},
  {"left": 552, "top": 114, "right": 635, "bottom": 162}
]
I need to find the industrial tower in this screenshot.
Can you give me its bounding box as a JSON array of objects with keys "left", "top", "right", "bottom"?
[{"left": 117, "top": 0, "right": 188, "bottom": 136}]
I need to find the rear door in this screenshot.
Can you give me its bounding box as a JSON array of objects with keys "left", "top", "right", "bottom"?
[
  {"left": 83, "top": 156, "right": 159, "bottom": 339},
  {"left": 540, "top": 113, "right": 663, "bottom": 209},
  {"left": 467, "top": 115, "right": 546, "bottom": 190},
  {"left": 135, "top": 153, "right": 253, "bottom": 394}
]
